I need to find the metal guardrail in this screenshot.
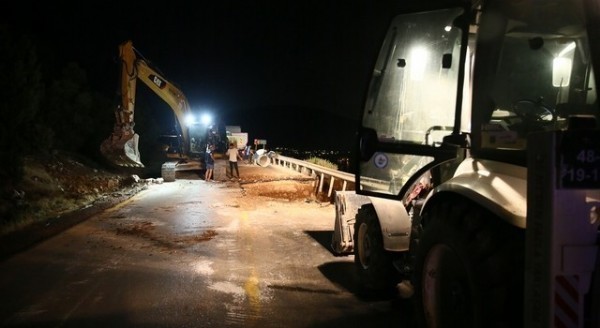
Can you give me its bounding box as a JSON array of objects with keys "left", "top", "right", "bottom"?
[
  {"left": 266, "top": 154, "right": 391, "bottom": 198},
  {"left": 267, "top": 155, "right": 354, "bottom": 197}
]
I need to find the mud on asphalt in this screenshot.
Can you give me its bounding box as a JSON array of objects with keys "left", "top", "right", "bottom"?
[{"left": 0, "top": 162, "right": 323, "bottom": 261}]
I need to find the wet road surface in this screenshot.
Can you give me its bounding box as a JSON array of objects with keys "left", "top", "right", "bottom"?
[{"left": 0, "top": 169, "right": 414, "bottom": 327}]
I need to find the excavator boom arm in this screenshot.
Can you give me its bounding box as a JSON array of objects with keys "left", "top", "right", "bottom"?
[
  {"left": 134, "top": 58, "right": 191, "bottom": 149},
  {"left": 100, "top": 40, "right": 192, "bottom": 168}
]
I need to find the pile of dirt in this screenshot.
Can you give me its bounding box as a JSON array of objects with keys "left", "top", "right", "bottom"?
[
  {"left": 235, "top": 164, "right": 319, "bottom": 202},
  {"left": 1, "top": 151, "right": 142, "bottom": 234},
  {"left": 242, "top": 180, "right": 316, "bottom": 201}
]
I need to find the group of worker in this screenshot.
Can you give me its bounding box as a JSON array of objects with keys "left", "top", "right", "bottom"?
[{"left": 204, "top": 143, "right": 255, "bottom": 182}]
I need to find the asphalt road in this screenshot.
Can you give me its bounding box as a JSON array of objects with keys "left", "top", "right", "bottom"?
[{"left": 0, "top": 167, "right": 415, "bottom": 327}]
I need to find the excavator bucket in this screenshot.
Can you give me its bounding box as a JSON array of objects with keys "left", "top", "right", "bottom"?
[{"left": 100, "top": 132, "right": 144, "bottom": 168}]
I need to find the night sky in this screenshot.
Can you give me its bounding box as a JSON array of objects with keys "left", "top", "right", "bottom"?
[{"left": 4, "top": 1, "right": 405, "bottom": 150}]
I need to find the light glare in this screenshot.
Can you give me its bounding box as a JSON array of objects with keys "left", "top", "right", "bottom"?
[
  {"left": 201, "top": 113, "right": 212, "bottom": 125},
  {"left": 185, "top": 114, "right": 196, "bottom": 127}
]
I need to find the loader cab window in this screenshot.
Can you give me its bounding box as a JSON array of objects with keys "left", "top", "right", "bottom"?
[
  {"left": 475, "top": 2, "right": 599, "bottom": 159},
  {"left": 358, "top": 7, "right": 466, "bottom": 196}
]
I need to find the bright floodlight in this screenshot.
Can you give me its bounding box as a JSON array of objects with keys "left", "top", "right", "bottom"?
[
  {"left": 185, "top": 113, "right": 196, "bottom": 127},
  {"left": 201, "top": 113, "right": 212, "bottom": 125}
]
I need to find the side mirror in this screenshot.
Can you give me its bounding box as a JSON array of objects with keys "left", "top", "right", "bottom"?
[
  {"left": 359, "top": 128, "right": 378, "bottom": 162},
  {"left": 442, "top": 53, "right": 452, "bottom": 69}
]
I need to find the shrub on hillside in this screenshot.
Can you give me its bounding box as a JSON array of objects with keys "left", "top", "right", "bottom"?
[{"left": 305, "top": 157, "right": 338, "bottom": 170}]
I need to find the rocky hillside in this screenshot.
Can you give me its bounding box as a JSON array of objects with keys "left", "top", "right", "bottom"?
[{"left": 1, "top": 151, "right": 141, "bottom": 235}]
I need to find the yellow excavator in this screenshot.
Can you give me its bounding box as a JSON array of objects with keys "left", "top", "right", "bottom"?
[{"left": 100, "top": 40, "right": 223, "bottom": 178}]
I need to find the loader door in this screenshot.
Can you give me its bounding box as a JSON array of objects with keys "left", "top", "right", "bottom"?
[{"left": 356, "top": 6, "right": 471, "bottom": 201}]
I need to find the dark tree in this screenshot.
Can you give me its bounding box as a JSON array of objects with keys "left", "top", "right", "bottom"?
[
  {"left": 0, "top": 27, "right": 44, "bottom": 195},
  {"left": 42, "top": 63, "right": 98, "bottom": 151}
]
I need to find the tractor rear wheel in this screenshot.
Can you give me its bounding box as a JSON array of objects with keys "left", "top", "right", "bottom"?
[{"left": 413, "top": 198, "right": 524, "bottom": 327}]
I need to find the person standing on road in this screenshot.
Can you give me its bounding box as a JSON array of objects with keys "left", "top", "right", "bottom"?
[
  {"left": 226, "top": 143, "right": 242, "bottom": 179},
  {"left": 204, "top": 144, "right": 215, "bottom": 182},
  {"left": 243, "top": 144, "right": 251, "bottom": 164}
]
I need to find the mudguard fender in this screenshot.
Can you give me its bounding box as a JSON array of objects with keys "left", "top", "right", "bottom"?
[
  {"left": 332, "top": 191, "right": 412, "bottom": 254},
  {"left": 370, "top": 196, "right": 412, "bottom": 252},
  {"left": 423, "top": 158, "right": 528, "bottom": 228}
]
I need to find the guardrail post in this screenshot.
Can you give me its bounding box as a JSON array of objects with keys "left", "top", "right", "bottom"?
[
  {"left": 328, "top": 176, "right": 335, "bottom": 197},
  {"left": 273, "top": 154, "right": 358, "bottom": 200},
  {"left": 318, "top": 173, "right": 325, "bottom": 193}
]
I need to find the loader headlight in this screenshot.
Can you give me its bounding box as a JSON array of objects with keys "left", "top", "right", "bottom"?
[
  {"left": 553, "top": 41, "right": 575, "bottom": 87},
  {"left": 552, "top": 57, "right": 572, "bottom": 87},
  {"left": 410, "top": 46, "right": 429, "bottom": 81}
]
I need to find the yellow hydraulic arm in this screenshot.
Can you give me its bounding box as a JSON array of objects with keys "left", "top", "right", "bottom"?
[{"left": 100, "top": 40, "right": 192, "bottom": 168}]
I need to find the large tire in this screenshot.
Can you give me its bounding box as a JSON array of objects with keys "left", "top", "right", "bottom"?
[
  {"left": 353, "top": 206, "right": 399, "bottom": 295},
  {"left": 413, "top": 197, "right": 524, "bottom": 328}
]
